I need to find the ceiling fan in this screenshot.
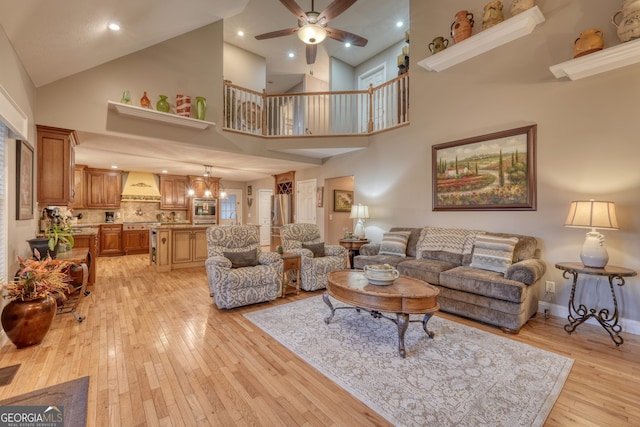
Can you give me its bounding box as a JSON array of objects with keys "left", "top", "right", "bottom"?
[{"left": 255, "top": 0, "right": 368, "bottom": 65}]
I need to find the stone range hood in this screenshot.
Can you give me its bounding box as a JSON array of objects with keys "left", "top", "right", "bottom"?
[{"left": 121, "top": 171, "right": 161, "bottom": 202}]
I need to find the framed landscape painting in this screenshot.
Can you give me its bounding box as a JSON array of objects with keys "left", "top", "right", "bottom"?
[
  {"left": 432, "top": 125, "right": 537, "bottom": 211},
  {"left": 16, "top": 140, "right": 34, "bottom": 220},
  {"left": 334, "top": 189, "right": 353, "bottom": 212}
]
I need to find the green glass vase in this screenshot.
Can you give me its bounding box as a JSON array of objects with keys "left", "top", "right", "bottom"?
[
  {"left": 156, "top": 95, "right": 170, "bottom": 113},
  {"left": 195, "top": 96, "right": 207, "bottom": 120}
]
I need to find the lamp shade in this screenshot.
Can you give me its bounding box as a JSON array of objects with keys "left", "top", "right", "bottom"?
[
  {"left": 349, "top": 204, "right": 369, "bottom": 219},
  {"left": 297, "top": 24, "right": 327, "bottom": 44},
  {"left": 564, "top": 200, "right": 618, "bottom": 230}
]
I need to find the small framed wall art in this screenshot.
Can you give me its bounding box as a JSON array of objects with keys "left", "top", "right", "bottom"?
[
  {"left": 334, "top": 189, "right": 354, "bottom": 212},
  {"left": 16, "top": 140, "right": 34, "bottom": 220}
]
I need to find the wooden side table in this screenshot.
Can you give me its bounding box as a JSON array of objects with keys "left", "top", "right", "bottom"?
[
  {"left": 281, "top": 252, "right": 301, "bottom": 298},
  {"left": 555, "top": 262, "right": 636, "bottom": 346},
  {"left": 339, "top": 239, "right": 370, "bottom": 269}
]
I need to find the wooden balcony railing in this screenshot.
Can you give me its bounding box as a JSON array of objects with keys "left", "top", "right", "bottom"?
[{"left": 223, "top": 74, "right": 409, "bottom": 137}]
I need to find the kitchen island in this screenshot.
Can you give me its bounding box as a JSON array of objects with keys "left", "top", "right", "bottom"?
[{"left": 150, "top": 224, "right": 210, "bottom": 272}]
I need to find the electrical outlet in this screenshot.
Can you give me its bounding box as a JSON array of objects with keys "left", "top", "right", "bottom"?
[{"left": 545, "top": 281, "right": 555, "bottom": 293}]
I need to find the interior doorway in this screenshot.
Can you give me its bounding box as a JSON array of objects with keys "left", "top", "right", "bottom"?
[
  {"left": 358, "top": 64, "right": 386, "bottom": 132},
  {"left": 258, "top": 189, "right": 272, "bottom": 246},
  {"left": 323, "top": 176, "right": 354, "bottom": 245}
]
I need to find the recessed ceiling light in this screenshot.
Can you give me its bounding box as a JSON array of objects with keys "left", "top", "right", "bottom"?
[
  {"left": 108, "top": 23, "right": 121, "bottom": 31},
  {"left": 288, "top": 52, "right": 295, "bottom": 58},
  {"left": 111, "top": 165, "right": 118, "bottom": 169},
  {"left": 396, "top": 21, "right": 404, "bottom": 28},
  {"left": 162, "top": 170, "right": 168, "bottom": 174},
  {"left": 237, "top": 31, "right": 244, "bottom": 36},
  {"left": 344, "top": 42, "right": 351, "bottom": 48}
]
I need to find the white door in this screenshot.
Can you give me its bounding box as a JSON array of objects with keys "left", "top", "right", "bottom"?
[
  {"left": 296, "top": 179, "right": 316, "bottom": 224},
  {"left": 258, "top": 189, "right": 272, "bottom": 246},
  {"left": 358, "top": 64, "right": 386, "bottom": 132},
  {"left": 219, "top": 189, "right": 242, "bottom": 225}
]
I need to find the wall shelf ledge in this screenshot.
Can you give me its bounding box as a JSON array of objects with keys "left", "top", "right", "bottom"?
[
  {"left": 417, "top": 6, "right": 545, "bottom": 72},
  {"left": 107, "top": 101, "right": 215, "bottom": 129},
  {"left": 549, "top": 38, "right": 640, "bottom": 80}
]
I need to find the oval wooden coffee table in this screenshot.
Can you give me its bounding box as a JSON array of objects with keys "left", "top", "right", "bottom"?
[{"left": 323, "top": 270, "right": 440, "bottom": 358}]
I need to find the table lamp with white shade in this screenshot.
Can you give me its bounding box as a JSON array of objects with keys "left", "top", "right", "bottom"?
[
  {"left": 349, "top": 204, "right": 369, "bottom": 239},
  {"left": 564, "top": 199, "right": 618, "bottom": 268}
]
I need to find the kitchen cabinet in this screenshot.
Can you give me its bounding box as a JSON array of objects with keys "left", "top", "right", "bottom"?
[
  {"left": 72, "top": 231, "right": 97, "bottom": 284},
  {"left": 188, "top": 175, "right": 219, "bottom": 198},
  {"left": 71, "top": 164, "right": 86, "bottom": 209},
  {"left": 160, "top": 175, "right": 189, "bottom": 209},
  {"left": 171, "top": 228, "right": 208, "bottom": 266},
  {"left": 36, "top": 125, "right": 77, "bottom": 205},
  {"left": 86, "top": 168, "right": 122, "bottom": 208},
  {"left": 99, "top": 224, "right": 123, "bottom": 256},
  {"left": 123, "top": 229, "right": 149, "bottom": 255}
]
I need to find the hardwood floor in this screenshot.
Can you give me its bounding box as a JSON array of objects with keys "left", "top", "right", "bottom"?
[{"left": 0, "top": 254, "right": 638, "bottom": 426}]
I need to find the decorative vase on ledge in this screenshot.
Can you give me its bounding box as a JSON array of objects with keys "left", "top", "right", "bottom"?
[
  {"left": 156, "top": 95, "right": 170, "bottom": 113},
  {"left": 195, "top": 96, "right": 207, "bottom": 120}
]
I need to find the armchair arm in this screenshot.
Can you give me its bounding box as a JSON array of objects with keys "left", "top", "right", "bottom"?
[
  {"left": 505, "top": 258, "right": 546, "bottom": 285},
  {"left": 358, "top": 243, "right": 381, "bottom": 256},
  {"left": 259, "top": 251, "right": 283, "bottom": 266},
  {"left": 325, "top": 245, "right": 347, "bottom": 257},
  {"left": 206, "top": 255, "right": 232, "bottom": 269}
]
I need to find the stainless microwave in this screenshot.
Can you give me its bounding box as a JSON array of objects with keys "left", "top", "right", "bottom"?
[{"left": 192, "top": 198, "right": 217, "bottom": 224}]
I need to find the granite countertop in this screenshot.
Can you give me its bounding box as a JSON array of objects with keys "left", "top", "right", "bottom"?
[{"left": 151, "top": 224, "right": 210, "bottom": 229}]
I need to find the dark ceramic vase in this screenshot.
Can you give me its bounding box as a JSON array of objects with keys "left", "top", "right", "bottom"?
[{"left": 1, "top": 296, "right": 57, "bottom": 348}]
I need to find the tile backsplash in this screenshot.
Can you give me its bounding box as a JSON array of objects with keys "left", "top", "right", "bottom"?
[{"left": 42, "top": 202, "right": 188, "bottom": 225}]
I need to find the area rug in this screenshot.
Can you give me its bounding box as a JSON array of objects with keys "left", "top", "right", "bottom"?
[
  {"left": 0, "top": 376, "right": 89, "bottom": 427},
  {"left": 244, "top": 296, "right": 573, "bottom": 427}
]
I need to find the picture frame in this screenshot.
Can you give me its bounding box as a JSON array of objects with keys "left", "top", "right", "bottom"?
[
  {"left": 247, "top": 185, "right": 252, "bottom": 196},
  {"left": 16, "top": 140, "right": 34, "bottom": 220},
  {"left": 432, "top": 124, "right": 537, "bottom": 211},
  {"left": 333, "top": 189, "right": 353, "bottom": 212},
  {"left": 316, "top": 186, "right": 324, "bottom": 207}
]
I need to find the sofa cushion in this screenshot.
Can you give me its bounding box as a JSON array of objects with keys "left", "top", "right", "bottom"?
[
  {"left": 470, "top": 235, "right": 519, "bottom": 273},
  {"left": 389, "top": 228, "right": 423, "bottom": 258},
  {"left": 302, "top": 242, "right": 325, "bottom": 258},
  {"left": 486, "top": 232, "right": 538, "bottom": 262},
  {"left": 417, "top": 227, "right": 478, "bottom": 265},
  {"left": 439, "top": 266, "right": 527, "bottom": 304},
  {"left": 378, "top": 231, "right": 411, "bottom": 257},
  {"left": 396, "top": 259, "right": 458, "bottom": 285},
  {"left": 223, "top": 249, "right": 260, "bottom": 268}
]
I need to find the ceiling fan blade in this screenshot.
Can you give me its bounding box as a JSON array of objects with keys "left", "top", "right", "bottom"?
[
  {"left": 306, "top": 44, "right": 317, "bottom": 65},
  {"left": 325, "top": 27, "right": 368, "bottom": 47},
  {"left": 280, "top": 0, "right": 309, "bottom": 22},
  {"left": 255, "top": 27, "right": 298, "bottom": 40},
  {"left": 317, "top": 0, "right": 358, "bottom": 23}
]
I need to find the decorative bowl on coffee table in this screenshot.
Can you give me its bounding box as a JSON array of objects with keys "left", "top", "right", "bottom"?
[{"left": 364, "top": 264, "right": 400, "bottom": 285}]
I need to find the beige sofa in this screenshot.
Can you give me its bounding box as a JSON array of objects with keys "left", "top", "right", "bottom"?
[{"left": 354, "top": 227, "right": 546, "bottom": 332}]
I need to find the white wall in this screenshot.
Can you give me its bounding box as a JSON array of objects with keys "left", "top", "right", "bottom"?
[
  {"left": 0, "top": 24, "right": 38, "bottom": 276},
  {"left": 295, "top": 0, "right": 640, "bottom": 333},
  {"left": 223, "top": 42, "right": 266, "bottom": 92}
]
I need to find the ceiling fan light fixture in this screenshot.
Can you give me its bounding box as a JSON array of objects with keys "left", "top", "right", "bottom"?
[{"left": 298, "top": 24, "right": 327, "bottom": 44}]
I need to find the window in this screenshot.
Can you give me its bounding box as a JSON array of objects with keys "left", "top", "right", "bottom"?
[{"left": 220, "top": 194, "right": 237, "bottom": 221}]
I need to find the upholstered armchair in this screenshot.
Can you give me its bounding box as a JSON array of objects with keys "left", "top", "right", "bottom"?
[
  {"left": 279, "top": 223, "right": 348, "bottom": 291},
  {"left": 205, "top": 225, "right": 282, "bottom": 309}
]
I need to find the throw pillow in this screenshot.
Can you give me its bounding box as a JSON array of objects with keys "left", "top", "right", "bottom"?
[
  {"left": 470, "top": 235, "right": 519, "bottom": 274},
  {"left": 378, "top": 231, "right": 411, "bottom": 257},
  {"left": 302, "top": 242, "right": 325, "bottom": 258},
  {"left": 223, "top": 249, "right": 260, "bottom": 268}
]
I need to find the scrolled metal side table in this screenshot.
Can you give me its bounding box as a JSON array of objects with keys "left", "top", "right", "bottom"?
[{"left": 555, "top": 262, "right": 636, "bottom": 346}]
